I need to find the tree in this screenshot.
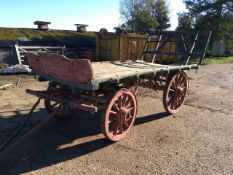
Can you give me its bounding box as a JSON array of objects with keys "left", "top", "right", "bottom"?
[
  {"left": 153, "top": 0, "right": 171, "bottom": 30},
  {"left": 176, "top": 12, "right": 193, "bottom": 31},
  {"left": 120, "top": 0, "right": 170, "bottom": 32},
  {"left": 183, "top": 0, "right": 233, "bottom": 54}
]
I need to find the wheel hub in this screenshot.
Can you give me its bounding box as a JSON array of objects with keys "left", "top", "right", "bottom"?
[
  {"left": 117, "top": 107, "right": 128, "bottom": 123},
  {"left": 177, "top": 86, "right": 183, "bottom": 92}
]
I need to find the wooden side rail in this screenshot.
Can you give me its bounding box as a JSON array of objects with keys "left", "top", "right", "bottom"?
[{"left": 27, "top": 52, "right": 94, "bottom": 83}]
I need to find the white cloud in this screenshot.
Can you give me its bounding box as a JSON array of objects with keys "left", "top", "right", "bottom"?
[{"left": 167, "top": 0, "right": 186, "bottom": 30}]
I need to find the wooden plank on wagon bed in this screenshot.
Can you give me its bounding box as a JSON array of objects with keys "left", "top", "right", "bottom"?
[
  {"left": 92, "top": 61, "right": 168, "bottom": 81},
  {"left": 91, "top": 62, "right": 198, "bottom": 84}
]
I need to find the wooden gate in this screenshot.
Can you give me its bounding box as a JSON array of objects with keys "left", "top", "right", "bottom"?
[{"left": 96, "top": 32, "right": 178, "bottom": 63}]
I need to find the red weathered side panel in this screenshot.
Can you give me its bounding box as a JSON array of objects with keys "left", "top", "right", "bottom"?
[{"left": 27, "top": 52, "right": 93, "bottom": 83}]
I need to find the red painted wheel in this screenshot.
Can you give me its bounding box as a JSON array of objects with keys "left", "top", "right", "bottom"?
[
  {"left": 101, "top": 89, "right": 137, "bottom": 142},
  {"left": 163, "top": 71, "right": 189, "bottom": 114},
  {"left": 44, "top": 83, "right": 71, "bottom": 118}
]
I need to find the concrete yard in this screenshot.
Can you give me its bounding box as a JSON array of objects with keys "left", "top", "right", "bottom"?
[{"left": 0, "top": 63, "right": 233, "bottom": 175}]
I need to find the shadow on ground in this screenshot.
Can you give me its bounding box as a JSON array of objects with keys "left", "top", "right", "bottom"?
[{"left": 0, "top": 109, "right": 170, "bottom": 175}]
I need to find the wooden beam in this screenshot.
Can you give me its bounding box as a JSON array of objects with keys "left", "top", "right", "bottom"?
[
  {"left": 0, "top": 84, "right": 14, "bottom": 90},
  {"left": 19, "top": 46, "right": 66, "bottom": 49},
  {"left": 14, "top": 44, "right": 22, "bottom": 65}
]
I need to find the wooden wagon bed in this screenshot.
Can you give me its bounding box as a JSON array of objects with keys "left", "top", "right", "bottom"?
[
  {"left": 92, "top": 61, "right": 197, "bottom": 82},
  {"left": 26, "top": 51, "right": 197, "bottom": 142},
  {"left": 27, "top": 52, "right": 198, "bottom": 90}
]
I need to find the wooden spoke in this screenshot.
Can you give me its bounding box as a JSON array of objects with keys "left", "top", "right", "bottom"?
[
  {"left": 180, "top": 76, "right": 185, "bottom": 86},
  {"left": 122, "top": 95, "right": 128, "bottom": 106},
  {"left": 113, "top": 103, "right": 119, "bottom": 111},
  {"left": 110, "top": 110, "right": 117, "bottom": 115},
  {"left": 124, "top": 122, "right": 129, "bottom": 128},
  {"left": 169, "top": 88, "right": 175, "bottom": 92},
  {"left": 108, "top": 117, "right": 116, "bottom": 124},
  {"left": 51, "top": 102, "right": 59, "bottom": 107},
  {"left": 178, "top": 96, "right": 184, "bottom": 105},
  {"left": 125, "top": 98, "right": 132, "bottom": 107},
  {"left": 119, "top": 123, "right": 123, "bottom": 134},
  {"left": 113, "top": 122, "right": 119, "bottom": 135},
  {"left": 127, "top": 107, "right": 134, "bottom": 111},
  {"left": 118, "top": 96, "right": 123, "bottom": 108}
]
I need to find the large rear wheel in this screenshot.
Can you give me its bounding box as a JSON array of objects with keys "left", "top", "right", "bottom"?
[
  {"left": 101, "top": 89, "right": 137, "bottom": 142},
  {"left": 163, "top": 71, "right": 189, "bottom": 114}
]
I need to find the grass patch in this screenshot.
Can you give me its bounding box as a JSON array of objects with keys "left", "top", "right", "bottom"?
[
  {"left": 204, "top": 56, "right": 233, "bottom": 64},
  {"left": 0, "top": 28, "right": 96, "bottom": 41},
  {"left": 0, "top": 28, "right": 96, "bottom": 48}
]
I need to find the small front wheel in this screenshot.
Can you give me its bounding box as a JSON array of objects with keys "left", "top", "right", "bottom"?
[{"left": 44, "top": 83, "right": 71, "bottom": 119}]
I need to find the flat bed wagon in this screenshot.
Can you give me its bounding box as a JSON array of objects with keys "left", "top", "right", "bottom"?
[{"left": 26, "top": 31, "right": 211, "bottom": 142}]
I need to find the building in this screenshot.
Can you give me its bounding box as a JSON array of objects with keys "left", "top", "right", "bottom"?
[{"left": 212, "top": 41, "right": 226, "bottom": 56}]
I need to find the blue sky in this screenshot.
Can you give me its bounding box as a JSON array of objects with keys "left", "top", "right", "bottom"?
[{"left": 0, "top": 0, "right": 186, "bottom": 31}]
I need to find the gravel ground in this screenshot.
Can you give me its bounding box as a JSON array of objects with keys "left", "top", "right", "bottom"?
[{"left": 0, "top": 63, "right": 232, "bottom": 175}]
